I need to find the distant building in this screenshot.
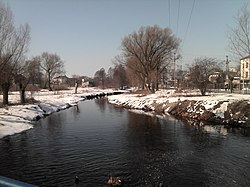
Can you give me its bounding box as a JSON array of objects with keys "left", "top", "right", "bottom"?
[
  {"left": 53, "top": 75, "right": 69, "bottom": 85},
  {"left": 240, "top": 55, "right": 250, "bottom": 89},
  {"left": 208, "top": 72, "right": 225, "bottom": 90},
  {"left": 229, "top": 67, "right": 238, "bottom": 73},
  {"left": 209, "top": 72, "right": 221, "bottom": 83}
]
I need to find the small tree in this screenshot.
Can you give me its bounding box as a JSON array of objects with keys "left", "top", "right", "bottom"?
[
  {"left": 188, "top": 57, "right": 220, "bottom": 96},
  {"left": 40, "top": 52, "right": 64, "bottom": 91},
  {"left": 72, "top": 74, "right": 81, "bottom": 94},
  {"left": 105, "top": 67, "right": 114, "bottom": 88},
  {"left": 74, "top": 81, "right": 78, "bottom": 94},
  {"left": 113, "top": 64, "right": 128, "bottom": 89},
  {"left": 28, "top": 57, "right": 43, "bottom": 86},
  {"left": 14, "top": 59, "right": 42, "bottom": 104},
  {"left": 94, "top": 68, "right": 106, "bottom": 89},
  {"left": 15, "top": 73, "right": 28, "bottom": 104}
]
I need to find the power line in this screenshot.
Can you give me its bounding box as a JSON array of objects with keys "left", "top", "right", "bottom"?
[
  {"left": 168, "top": 0, "right": 171, "bottom": 28},
  {"left": 176, "top": 0, "right": 180, "bottom": 36},
  {"left": 183, "top": 0, "right": 196, "bottom": 44}
]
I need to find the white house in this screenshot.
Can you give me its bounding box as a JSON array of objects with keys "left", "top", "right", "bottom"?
[
  {"left": 53, "top": 75, "right": 69, "bottom": 85},
  {"left": 240, "top": 55, "right": 250, "bottom": 89}
]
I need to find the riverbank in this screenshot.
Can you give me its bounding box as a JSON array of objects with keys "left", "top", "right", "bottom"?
[
  {"left": 108, "top": 89, "right": 250, "bottom": 128},
  {"left": 0, "top": 88, "right": 123, "bottom": 139},
  {"left": 2, "top": 88, "right": 249, "bottom": 139}
]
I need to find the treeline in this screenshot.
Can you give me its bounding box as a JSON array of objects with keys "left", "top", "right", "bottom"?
[
  {"left": 93, "top": 64, "right": 128, "bottom": 89},
  {"left": 2, "top": 1, "right": 249, "bottom": 106},
  {"left": 94, "top": 3, "right": 250, "bottom": 96},
  {"left": 94, "top": 25, "right": 181, "bottom": 91},
  {"left": 93, "top": 25, "right": 226, "bottom": 95}
]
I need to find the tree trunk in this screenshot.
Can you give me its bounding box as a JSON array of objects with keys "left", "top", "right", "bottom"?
[
  {"left": 18, "top": 82, "right": 26, "bottom": 104},
  {"left": 43, "top": 80, "right": 47, "bottom": 89},
  {"left": 1, "top": 82, "right": 10, "bottom": 105},
  {"left": 200, "top": 88, "right": 206, "bottom": 96},
  {"left": 230, "top": 79, "right": 233, "bottom": 93},
  {"left": 156, "top": 68, "right": 159, "bottom": 91},
  {"left": 74, "top": 82, "right": 78, "bottom": 94},
  {"left": 48, "top": 73, "right": 52, "bottom": 91},
  {"left": 151, "top": 82, "right": 155, "bottom": 93},
  {"left": 20, "top": 89, "right": 25, "bottom": 104}
]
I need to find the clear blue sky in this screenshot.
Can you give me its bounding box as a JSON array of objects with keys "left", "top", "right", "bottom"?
[{"left": 4, "top": 0, "right": 249, "bottom": 77}]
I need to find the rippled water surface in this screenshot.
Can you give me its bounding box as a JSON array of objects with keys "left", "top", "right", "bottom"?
[{"left": 0, "top": 99, "right": 250, "bottom": 186}]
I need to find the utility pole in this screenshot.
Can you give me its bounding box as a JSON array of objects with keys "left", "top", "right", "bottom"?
[
  {"left": 225, "top": 56, "right": 229, "bottom": 90},
  {"left": 225, "top": 56, "right": 232, "bottom": 92},
  {"left": 173, "top": 52, "right": 176, "bottom": 88},
  {"left": 242, "top": 60, "right": 245, "bottom": 94},
  {"left": 226, "top": 56, "right": 229, "bottom": 75}
]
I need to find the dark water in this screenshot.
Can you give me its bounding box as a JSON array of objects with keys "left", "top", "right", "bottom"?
[{"left": 0, "top": 99, "right": 250, "bottom": 187}]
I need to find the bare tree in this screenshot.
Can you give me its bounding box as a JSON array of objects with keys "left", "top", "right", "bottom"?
[
  {"left": 14, "top": 58, "right": 42, "bottom": 104},
  {"left": 28, "top": 57, "right": 43, "bottom": 86},
  {"left": 105, "top": 67, "right": 114, "bottom": 88},
  {"left": 94, "top": 68, "right": 106, "bottom": 89},
  {"left": 0, "top": 3, "right": 14, "bottom": 71},
  {"left": 113, "top": 64, "right": 128, "bottom": 89},
  {"left": 40, "top": 52, "right": 64, "bottom": 91},
  {"left": 121, "top": 25, "right": 181, "bottom": 93},
  {"left": 0, "top": 2, "right": 30, "bottom": 105},
  {"left": 72, "top": 74, "right": 81, "bottom": 94},
  {"left": 188, "top": 57, "right": 221, "bottom": 96},
  {"left": 74, "top": 81, "right": 78, "bottom": 94},
  {"left": 14, "top": 59, "right": 30, "bottom": 104},
  {"left": 228, "top": 3, "right": 250, "bottom": 59},
  {"left": 126, "top": 56, "right": 146, "bottom": 88}
]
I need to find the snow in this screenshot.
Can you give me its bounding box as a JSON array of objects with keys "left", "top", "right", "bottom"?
[
  {"left": 0, "top": 87, "right": 120, "bottom": 139},
  {"left": 108, "top": 89, "right": 250, "bottom": 120},
  {"left": 213, "top": 102, "right": 228, "bottom": 118},
  {"left": 1, "top": 88, "right": 250, "bottom": 139}
]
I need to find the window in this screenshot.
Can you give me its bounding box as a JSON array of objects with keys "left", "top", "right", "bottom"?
[
  {"left": 246, "top": 62, "right": 248, "bottom": 68},
  {"left": 246, "top": 71, "right": 248, "bottom": 79},
  {"left": 243, "top": 63, "right": 244, "bottom": 69}
]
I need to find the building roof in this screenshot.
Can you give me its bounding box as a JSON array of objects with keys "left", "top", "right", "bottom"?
[
  {"left": 54, "top": 75, "right": 68, "bottom": 79},
  {"left": 240, "top": 55, "right": 250, "bottom": 60}
]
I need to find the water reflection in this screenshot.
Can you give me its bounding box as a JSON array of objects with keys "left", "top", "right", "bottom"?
[
  {"left": 95, "top": 98, "right": 107, "bottom": 113},
  {"left": 74, "top": 104, "right": 80, "bottom": 113},
  {"left": 123, "top": 110, "right": 250, "bottom": 186},
  {"left": 0, "top": 100, "right": 249, "bottom": 186},
  {"left": 95, "top": 98, "right": 125, "bottom": 115},
  {"left": 124, "top": 111, "right": 174, "bottom": 186},
  {"left": 227, "top": 127, "right": 250, "bottom": 136},
  {"left": 184, "top": 120, "right": 250, "bottom": 137},
  {"left": 124, "top": 111, "right": 216, "bottom": 186}
]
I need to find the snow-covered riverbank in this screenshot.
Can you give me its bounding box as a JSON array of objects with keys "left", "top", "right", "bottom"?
[
  {"left": 2, "top": 88, "right": 249, "bottom": 139},
  {"left": 108, "top": 89, "right": 250, "bottom": 128},
  {"left": 0, "top": 88, "right": 121, "bottom": 139}
]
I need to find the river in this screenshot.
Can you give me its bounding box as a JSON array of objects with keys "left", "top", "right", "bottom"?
[{"left": 0, "top": 99, "right": 250, "bottom": 186}]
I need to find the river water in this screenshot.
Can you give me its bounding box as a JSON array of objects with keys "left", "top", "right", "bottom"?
[{"left": 0, "top": 99, "right": 250, "bottom": 187}]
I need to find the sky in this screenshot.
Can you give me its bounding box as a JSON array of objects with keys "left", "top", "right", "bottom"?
[{"left": 4, "top": 0, "right": 250, "bottom": 77}]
